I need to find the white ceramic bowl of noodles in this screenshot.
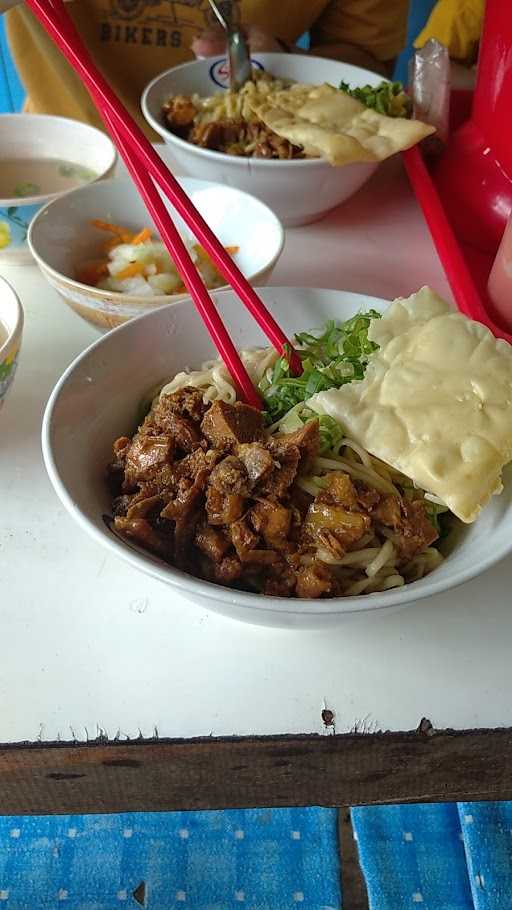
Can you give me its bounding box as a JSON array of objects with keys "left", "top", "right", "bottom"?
[
  {"left": 28, "top": 173, "right": 284, "bottom": 331},
  {"left": 141, "top": 53, "right": 381, "bottom": 228},
  {"left": 41, "top": 287, "right": 512, "bottom": 629}
]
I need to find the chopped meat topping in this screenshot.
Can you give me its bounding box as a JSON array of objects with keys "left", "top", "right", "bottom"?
[
  {"left": 259, "top": 444, "right": 300, "bottom": 500},
  {"left": 213, "top": 555, "right": 243, "bottom": 584},
  {"left": 205, "top": 487, "right": 245, "bottom": 526},
  {"left": 295, "top": 562, "right": 337, "bottom": 599},
  {"left": 209, "top": 456, "right": 250, "bottom": 497},
  {"left": 160, "top": 387, "right": 208, "bottom": 422},
  {"left": 273, "top": 419, "right": 320, "bottom": 464},
  {"left": 194, "top": 525, "right": 230, "bottom": 564},
  {"left": 163, "top": 100, "right": 306, "bottom": 160},
  {"left": 108, "top": 391, "right": 441, "bottom": 598},
  {"left": 191, "top": 119, "right": 244, "bottom": 151},
  {"left": 113, "top": 517, "right": 168, "bottom": 558},
  {"left": 201, "top": 400, "right": 264, "bottom": 450},
  {"left": 124, "top": 435, "right": 174, "bottom": 488},
  {"left": 236, "top": 442, "right": 274, "bottom": 486},
  {"left": 375, "top": 494, "right": 438, "bottom": 561},
  {"left": 394, "top": 500, "right": 439, "bottom": 562},
  {"left": 251, "top": 499, "right": 291, "bottom": 549},
  {"left": 230, "top": 517, "right": 259, "bottom": 560},
  {"left": 162, "top": 96, "right": 198, "bottom": 138}
]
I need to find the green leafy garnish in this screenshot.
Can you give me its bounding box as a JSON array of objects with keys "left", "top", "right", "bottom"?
[
  {"left": 260, "top": 311, "right": 381, "bottom": 424},
  {"left": 59, "top": 163, "right": 96, "bottom": 182},
  {"left": 424, "top": 501, "right": 450, "bottom": 535},
  {"left": 14, "top": 182, "right": 40, "bottom": 198},
  {"left": 339, "top": 80, "right": 412, "bottom": 118}
]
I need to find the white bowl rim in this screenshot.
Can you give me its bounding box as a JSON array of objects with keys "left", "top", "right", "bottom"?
[
  {"left": 0, "top": 113, "right": 117, "bottom": 207},
  {"left": 141, "top": 53, "right": 384, "bottom": 170},
  {"left": 27, "top": 175, "right": 286, "bottom": 305},
  {"left": 41, "top": 286, "right": 512, "bottom": 618},
  {"left": 0, "top": 275, "right": 23, "bottom": 360}
]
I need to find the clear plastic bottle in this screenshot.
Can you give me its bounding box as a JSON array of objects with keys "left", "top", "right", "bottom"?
[{"left": 488, "top": 213, "right": 512, "bottom": 328}]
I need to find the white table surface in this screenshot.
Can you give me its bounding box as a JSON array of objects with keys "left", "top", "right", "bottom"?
[{"left": 2, "top": 154, "right": 511, "bottom": 745}]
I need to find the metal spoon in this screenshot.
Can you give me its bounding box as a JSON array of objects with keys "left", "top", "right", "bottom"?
[{"left": 207, "top": 0, "right": 252, "bottom": 92}]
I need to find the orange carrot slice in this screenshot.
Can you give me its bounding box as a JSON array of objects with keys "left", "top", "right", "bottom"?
[
  {"left": 91, "top": 220, "right": 134, "bottom": 243},
  {"left": 115, "top": 261, "right": 145, "bottom": 280},
  {"left": 132, "top": 227, "right": 152, "bottom": 245},
  {"left": 225, "top": 245, "right": 239, "bottom": 255}
]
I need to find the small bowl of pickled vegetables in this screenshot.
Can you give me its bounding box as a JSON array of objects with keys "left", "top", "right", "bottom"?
[{"left": 28, "top": 174, "right": 284, "bottom": 331}]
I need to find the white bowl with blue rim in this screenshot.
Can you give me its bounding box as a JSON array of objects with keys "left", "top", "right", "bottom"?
[
  {"left": 0, "top": 114, "right": 116, "bottom": 265},
  {"left": 141, "top": 53, "right": 381, "bottom": 228}
]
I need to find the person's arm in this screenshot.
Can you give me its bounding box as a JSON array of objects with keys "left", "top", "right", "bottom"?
[
  {"left": 193, "top": 2, "right": 409, "bottom": 77},
  {"left": 309, "top": 0, "right": 410, "bottom": 76},
  {"left": 192, "top": 24, "right": 282, "bottom": 59},
  {"left": 192, "top": 24, "right": 387, "bottom": 74}
]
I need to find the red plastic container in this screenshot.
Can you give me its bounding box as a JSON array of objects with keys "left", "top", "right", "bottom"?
[{"left": 403, "top": 0, "right": 512, "bottom": 341}]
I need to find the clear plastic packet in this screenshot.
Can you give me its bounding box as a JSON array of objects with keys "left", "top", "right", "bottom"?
[{"left": 409, "top": 38, "right": 450, "bottom": 154}]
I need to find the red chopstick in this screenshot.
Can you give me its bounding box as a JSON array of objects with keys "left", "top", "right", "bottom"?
[
  {"left": 103, "top": 112, "right": 262, "bottom": 407},
  {"left": 26, "top": 0, "right": 303, "bottom": 395},
  {"left": 402, "top": 147, "right": 512, "bottom": 342}
]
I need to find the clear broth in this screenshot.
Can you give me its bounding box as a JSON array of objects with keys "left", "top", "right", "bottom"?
[{"left": 0, "top": 158, "right": 97, "bottom": 198}]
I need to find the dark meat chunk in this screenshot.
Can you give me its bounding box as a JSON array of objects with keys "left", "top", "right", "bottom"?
[
  {"left": 160, "top": 387, "right": 207, "bottom": 423},
  {"left": 205, "top": 487, "right": 245, "bottom": 526},
  {"left": 259, "top": 444, "right": 300, "bottom": 500},
  {"left": 251, "top": 499, "right": 291, "bottom": 549},
  {"left": 108, "top": 437, "right": 132, "bottom": 495},
  {"left": 325, "top": 471, "right": 359, "bottom": 510},
  {"left": 124, "top": 435, "right": 174, "bottom": 487},
  {"left": 213, "top": 555, "right": 243, "bottom": 584},
  {"left": 111, "top": 436, "right": 131, "bottom": 470},
  {"left": 145, "top": 395, "right": 203, "bottom": 451},
  {"left": 375, "top": 494, "right": 402, "bottom": 527},
  {"left": 394, "top": 500, "right": 439, "bottom": 562},
  {"left": 201, "top": 400, "right": 264, "bottom": 451},
  {"left": 236, "top": 442, "right": 274, "bottom": 486},
  {"left": 126, "top": 493, "right": 162, "bottom": 520},
  {"left": 194, "top": 525, "right": 230, "bottom": 564},
  {"left": 161, "top": 468, "right": 210, "bottom": 566},
  {"left": 238, "top": 548, "right": 280, "bottom": 566},
  {"left": 209, "top": 456, "right": 250, "bottom": 497},
  {"left": 289, "top": 485, "right": 314, "bottom": 520},
  {"left": 191, "top": 119, "right": 244, "bottom": 151},
  {"left": 274, "top": 420, "right": 320, "bottom": 464},
  {"left": 304, "top": 498, "right": 371, "bottom": 556},
  {"left": 230, "top": 517, "right": 259, "bottom": 560},
  {"left": 163, "top": 96, "right": 197, "bottom": 138},
  {"left": 112, "top": 493, "right": 133, "bottom": 517},
  {"left": 172, "top": 447, "right": 219, "bottom": 482},
  {"left": 114, "top": 517, "right": 167, "bottom": 558},
  {"left": 356, "top": 482, "right": 381, "bottom": 512},
  {"left": 295, "top": 561, "right": 337, "bottom": 599},
  {"left": 164, "top": 413, "right": 202, "bottom": 452},
  {"left": 247, "top": 121, "right": 304, "bottom": 160},
  {"left": 263, "top": 561, "right": 297, "bottom": 596},
  {"left": 374, "top": 494, "right": 438, "bottom": 562}
]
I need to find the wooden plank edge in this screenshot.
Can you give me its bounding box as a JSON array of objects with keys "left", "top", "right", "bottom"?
[{"left": 0, "top": 726, "right": 511, "bottom": 815}]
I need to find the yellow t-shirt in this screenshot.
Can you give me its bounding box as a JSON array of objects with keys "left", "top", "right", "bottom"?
[
  {"left": 6, "top": 0, "right": 408, "bottom": 136},
  {"left": 414, "top": 0, "right": 484, "bottom": 63}
]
